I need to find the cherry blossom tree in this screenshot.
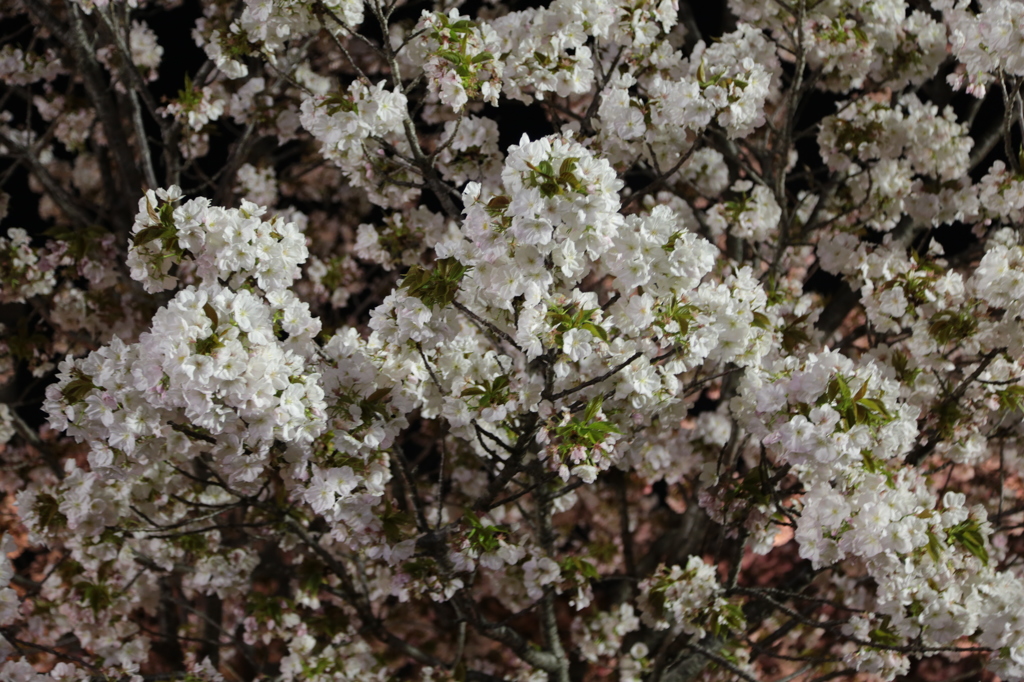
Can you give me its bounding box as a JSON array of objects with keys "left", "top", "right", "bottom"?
[{"left": 2, "top": 0, "right": 1024, "bottom": 681}]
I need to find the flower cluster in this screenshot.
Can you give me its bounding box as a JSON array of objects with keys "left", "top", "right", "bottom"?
[
  {"left": 414, "top": 10, "right": 502, "bottom": 111},
  {"left": 44, "top": 281, "right": 326, "bottom": 478},
  {"left": 0, "top": 228, "right": 56, "bottom": 303},
  {"left": 573, "top": 603, "right": 640, "bottom": 663},
  {"left": 818, "top": 94, "right": 973, "bottom": 230},
  {"left": 299, "top": 81, "right": 413, "bottom": 207},
  {"left": 734, "top": 349, "right": 1024, "bottom": 676},
  {"left": 946, "top": 0, "right": 1024, "bottom": 96},
  {"left": 0, "top": 534, "right": 18, "bottom": 627},
  {"left": 9, "top": 0, "right": 1024, "bottom": 681},
  {"left": 48, "top": 190, "right": 325, "bottom": 490},
  {"left": 597, "top": 24, "right": 778, "bottom": 168},
  {"left": 126, "top": 186, "right": 308, "bottom": 294},
  {"left": 638, "top": 556, "right": 744, "bottom": 639},
  {"left": 0, "top": 44, "right": 62, "bottom": 86},
  {"left": 706, "top": 179, "right": 781, "bottom": 242},
  {"left": 236, "top": 0, "right": 363, "bottom": 60}
]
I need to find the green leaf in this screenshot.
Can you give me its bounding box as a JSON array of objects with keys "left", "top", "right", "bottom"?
[
  {"left": 63, "top": 373, "right": 97, "bottom": 404},
  {"left": 177, "top": 73, "right": 200, "bottom": 107},
  {"left": 158, "top": 201, "right": 176, "bottom": 228},
  {"left": 35, "top": 492, "right": 67, "bottom": 530},
  {"left": 401, "top": 258, "right": 471, "bottom": 308},
  {"left": 177, "top": 533, "right": 207, "bottom": 555},
  {"left": 471, "top": 52, "right": 494, "bottom": 64},
  {"left": 381, "top": 503, "right": 411, "bottom": 543},
  {"left": 935, "top": 400, "right": 963, "bottom": 441},
  {"left": 925, "top": 530, "right": 943, "bottom": 562},
  {"left": 132, "top": 225, "right": 166, "bottom": 246},
  {"left": 559, "top": 556, "right": 599, "bottom": 580},
  {"left": 997, "top": 385, "right": 1024, "bottom": 412},
  {"left": 75, "top": 580, "right": 114, "bottom": 612},
  {"left": 486, "top": 195, "right": 510, "bottom": 211},
  {"left": 751, "top": 311, "right": 771, "bottom": 329},
  {"left": 948, "top": 519, "right": 989, "bottom": 565},
  {"left": 539, "top": 181, "right": 560, "bottom": 197},
  {"left": 366, "top": 387, "right": 392, "bottom": 403},
  {"left": 43, "top": 225, "right": 76, "bottom": 240},
  {"left": 960, "top": 536, "right": 988, "bottom": 564},
  {"left": 463, "top": 510, "right": 509, "bottom": 553},
  {"left": 587, "top": 421, "right": 620, "bottom": 437},
  {"left": 195, "top": 332, "right": 223, "bottom": 356},
  {"left": 852, "top": 380, "right": 868, "bottom": 402},
  {"left": 929, "top": 310, "right": 978, "bottom": 345},
  {"left": 661, "top": 231, "right": 683, "bottom": 253},
  {"left": 299, "top": 562, "right": 324, "bottom": 594},
  {"left": 576, "top": 558, "right": 599, "bottom": 579},
  {"left": 248, "top": 592, "right": 285, "bottom": 622},
  {"left": 582, "top": 322, "right": 609, "bottom": 343},
  {"left": 438, "top": 49, "right": 465, "bottom": 65},
  {"left": 857, "top": 397, "right": 890, "bottom": 418},
  {"left": 559, "top": 157, "right": 579, "bottom": 175},
  {"left": 781, "top": 325, "right": 811, "bottom": 352},
  {"left": 203, "top": 303, "right": 219, "bottom": 329},
  {"left": 834, "top": 374, "right": 852, "bottom": 403},
  {"left": 869, "top": 625, "right": 901, "bottom": 647},
  {"left": 323, "top": 93, "right": 359, "bottom": 115}
]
